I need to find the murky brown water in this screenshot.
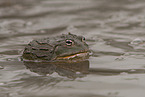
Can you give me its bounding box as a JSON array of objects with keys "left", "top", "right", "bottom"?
[{"left": 1, "top": 0, "right": 145, "bottom": 97}]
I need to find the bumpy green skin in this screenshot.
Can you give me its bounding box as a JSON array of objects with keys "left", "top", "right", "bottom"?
[{"left": 22, "top": 33, "right": 89, "bottom": 61}]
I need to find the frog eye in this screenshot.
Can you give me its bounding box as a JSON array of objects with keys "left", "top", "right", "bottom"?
[
  {"left": 66, "top": 40, "right": 74, "bottom": 46},
  {"left": 82, "top": 37, "right": 85, "bottom": 42}
]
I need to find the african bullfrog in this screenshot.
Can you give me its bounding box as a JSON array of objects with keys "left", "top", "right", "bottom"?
[{"left": 22, "top": 33, "right": 89, "bottom": 62}]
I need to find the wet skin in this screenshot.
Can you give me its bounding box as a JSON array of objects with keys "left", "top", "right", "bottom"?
[{"left": 22, "top": 33, "right": 89, "bottom": 62}]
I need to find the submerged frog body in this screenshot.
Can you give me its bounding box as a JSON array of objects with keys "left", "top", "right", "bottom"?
[{"left": 22, "top": 33, "right": 89, "bottom": 62}]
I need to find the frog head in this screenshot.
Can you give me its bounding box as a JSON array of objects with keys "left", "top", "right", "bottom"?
[{"left": 52, "top": 33, "right": 89, "bottom": 61}]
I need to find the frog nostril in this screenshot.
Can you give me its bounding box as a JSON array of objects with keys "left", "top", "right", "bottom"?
[{"left": 82, "top": 37, "right": 85, "bottom": 42}]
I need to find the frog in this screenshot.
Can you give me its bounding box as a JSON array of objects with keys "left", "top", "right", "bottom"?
[{"left": 22, "top": 33, "right": 89, "bottom": 62}]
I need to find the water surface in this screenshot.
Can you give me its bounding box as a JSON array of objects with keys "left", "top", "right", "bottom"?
[{"left": 0, "top": 0, "right": 145, "bottom": 97}]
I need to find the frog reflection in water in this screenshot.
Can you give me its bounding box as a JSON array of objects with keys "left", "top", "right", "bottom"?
[
  {"left": 22, "top": 33, "right": 89, "bottom": 62},
  {"left": 24, "top": 60, "right": 89, "bottom": 78}
]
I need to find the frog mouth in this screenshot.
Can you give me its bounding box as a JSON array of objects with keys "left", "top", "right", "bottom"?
[{"left": 56, "top": 52, "right": 89, "bottom": 60}]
